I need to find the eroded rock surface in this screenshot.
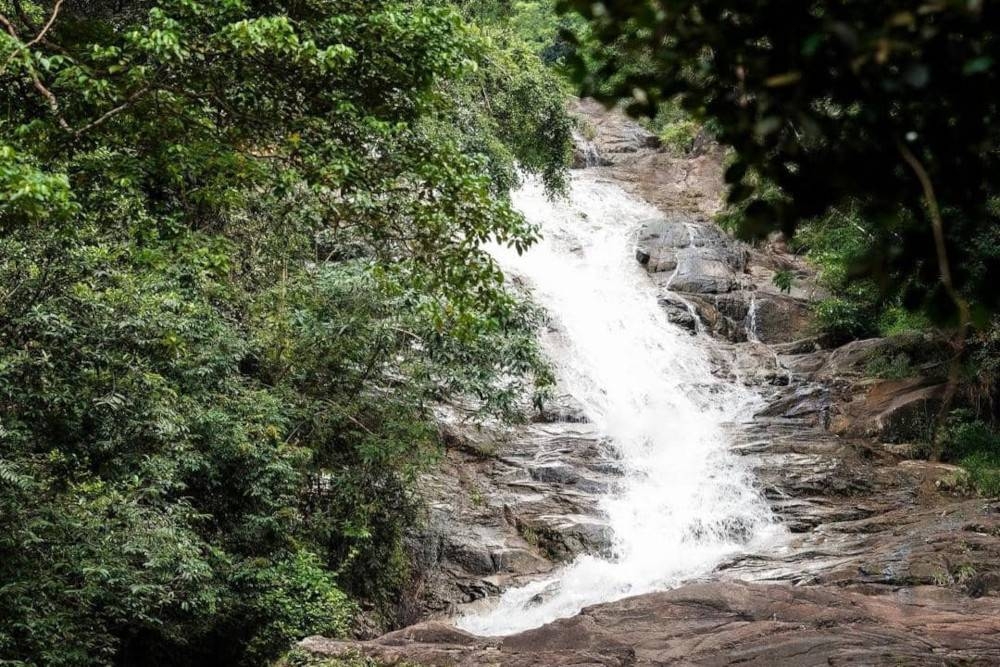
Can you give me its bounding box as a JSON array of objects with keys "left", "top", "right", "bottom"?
[
  {"left": 400, "top": 416, "right": 619, "bottom": 624},
  {"left": 303, "top": 581, "right": 1000, "bottom": 666}
]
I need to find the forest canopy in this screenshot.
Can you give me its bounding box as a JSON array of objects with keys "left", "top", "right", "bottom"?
[{"left": 0, "top": 0, "right": 570, "bottom": 664}]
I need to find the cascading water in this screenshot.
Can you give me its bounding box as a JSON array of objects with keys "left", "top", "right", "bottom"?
[
  {"left": 457, "top": 174, "right": 782, "bottom": 636},
  {"left": 746, "top": 293, "right": 760, "bottom": 343}
]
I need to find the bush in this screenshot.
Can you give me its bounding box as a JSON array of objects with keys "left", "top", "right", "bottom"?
[
  {"left": 959, "top": 452, "right": 1000, "bottom": 497},
  {"left": 865, "top": 352, "right": 916, "bottom": 380},
  {"left": 658, "top": 119, "right": 701, "bottom": 154},
  {"left": 644, "top": 98, "right": 701, "bottom": 154},
  {"left": 941, "top": 411, "right": 1000, "bottom": 496},
  {"left": 942, "top": 411, "right": 998, "bottom": 460},
  {"left": 779, "top": 204, "right": 939, "bottom": 342},
  {"left": 879, "top": 307, "right": 935, "bottom": 337},
  {"left": 279, "top": 648, "right": 384, "bottom": 667},
  {"left": 967, "top": 317, "right": 1000, "bottom": 419},
  {"left": 235, "top": 553, "right": 354, "bottom": 665},
  {"left": 812, "top": 288, "right": 881, "bottom": 342}
]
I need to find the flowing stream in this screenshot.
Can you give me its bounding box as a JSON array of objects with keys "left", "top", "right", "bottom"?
[{"left": 457, "top": 174, "right": 781, "bottom": 636}]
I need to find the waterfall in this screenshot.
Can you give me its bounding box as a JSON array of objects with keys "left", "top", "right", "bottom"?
[
  {"left": 571, "top": 129, "right": 605, "bottom": 168},
  {"left": 746, "top": 293, "right": 760, "bottom": 343},
  {"left": 456, "top": 174, "right": 781, "bottom": 636}
]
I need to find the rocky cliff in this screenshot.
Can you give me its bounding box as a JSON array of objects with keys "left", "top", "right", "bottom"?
[{"left": 298, "top": 100, "right": 1000, "bottom": 665}]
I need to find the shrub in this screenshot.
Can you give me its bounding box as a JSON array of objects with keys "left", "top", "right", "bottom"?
[
  {"left": 642, "top": 98, "right": 701, "bottom": 154},
  {"left": 879, "top": 307, "right": 935, "bottom": 337},
  {"left": 960, "top": 452, "right": 1000, "bottom": 497},
  {"left": 812, "top": 288, "right": 881, "bottom": 342},
  {"left": 941, "top": 411, "right": 1000, "bottom": 496},
  {"left": 865, "top": 352, "right": 916, "bottom": 380}
]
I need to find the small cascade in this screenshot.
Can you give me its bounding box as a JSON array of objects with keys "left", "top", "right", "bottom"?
[
  {"left": 571, "top": 130, "right": 606, "bottom": 169},
  {"left": 745, "top": 293, "right": 760, "bottom": 343},
  {"left": 682, "top": 298, "right": 705, "bottom": 336},
  {"left": 684, "top": 222, "right": 701, "bottom": 245},
  {"left": 743, "top": 293, "right": 795, "bottom": 386},
  {"left": 582, "top": 143, "right": 603, "bottom": 168}
]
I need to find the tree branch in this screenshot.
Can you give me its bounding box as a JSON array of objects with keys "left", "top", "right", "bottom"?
[
  {"left": 30, "top": 69, "right": 70, "bottom": 130},
  {"left": 72, "top": 86, "right": 151, "bottom": 137},
  {"left": 0, "top": 7, "right": 70, "bottom": 130},
  {"left": 1, "top": 0, "right": 62, "bottom": 75},
  {"left": 23, "top": 0, "right": 61, "bottom": 50},
  {"left": 898, "top": 140, "right": 972, "bottom": 461},
  {"left": 10, "top": 0, "right": 39, "bottom": 33}
]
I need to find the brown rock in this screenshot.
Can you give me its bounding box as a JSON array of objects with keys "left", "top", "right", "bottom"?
[
  {"left": 830, "top": 377, "right": 948, "bottom": 443},
  {"left": 300, "top": 582, "right": 1000, "bottom": 666},
  {"left": 747, "top": 294, "right": 814, "bottom": 344}
]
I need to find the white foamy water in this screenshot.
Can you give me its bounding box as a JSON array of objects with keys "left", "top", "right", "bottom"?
[{"left": 456, "top": 175, "right": 781, "bottom": 636}]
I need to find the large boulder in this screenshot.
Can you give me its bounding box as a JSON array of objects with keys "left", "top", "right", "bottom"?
[
  {"left": 635, "top": 218, "right": 691, "bottom": 273},
  {"left": 675, "top": 288, "right": 813, "bottom": 345},
  {"left": 532, "top": 393, "right": 589, "bottom": 424},
  {"left": 746, "top": 294, "right": 815, "bottom": 344},
  {"left": 657, "top": 294, "right": 698, "bottom": 334},
  {"left": 636, "top": 217, "right": 749, "bottom": 295},
  {"left": 729, "top": 342, "right": 792, "bottom": 386},
  {"left": 815, "top": 334, "right": 951, "bottom": 383},
  {"left": 829, "top": 376, "right": 948, "bottom": 443},
  {"left": 682, "top": 293, "right": 751, "bottom": 342},
  {"left": 668, "top": 247, "right": 742, "bottom": 293}
]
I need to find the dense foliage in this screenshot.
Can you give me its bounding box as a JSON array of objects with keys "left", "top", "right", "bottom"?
[
  {"left": 791, "top": 208, "right": 932, "bottom": 342},
  {"left": 559, "top": 0, "right": 1000, "bottom": 326},
  {"left": 461, "top": 0, "right": 579, "bottom": 65},
  {"left": 941, "top": 410, "right": 1000, "bottom": 496},
  {"left": 0, "top": 0, "right": 570, "bottom": 664}
]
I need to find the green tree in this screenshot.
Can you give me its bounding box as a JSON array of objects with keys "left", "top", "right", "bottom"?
[
  {"left": 559, "top": 0, "right": 1000, "bottom": 326},
  {"left": 0, "top": 0, "right": 568, "bottom": 664}
]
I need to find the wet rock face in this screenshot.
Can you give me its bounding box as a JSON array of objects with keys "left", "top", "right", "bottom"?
[
  {"left": 570, "top": 98, "right": 818, "bottom": 347},
  {"left": 636, "top": 217, "right": 749, "bottom": 295},
  {"left": 830, "top": 376, "right": 947, "bottom": 442},
  {"left": 814, "top": 333, "right": 951, "bottom": 382},
  {"left": 399, "top": 415, "right": 620, "bottom": 623},
  {"left": 323, "top": 100, "right": 1000, "bottom": 662},
  {"left": 747, "top": 294, "right": 815, "bottom": 344},
  {"left": 767, "top": 333, "right": 956, "bottom": 443},
  {"left": 571, "top": 129, "right": 612, "bottom": 169},
  {"left": 668, "top": 247, "right": 743, "bottom": 294},
  {"left": 729, "top": 416, "right": 1000, "bottom": 587},
  {"left": 532, "top": 393, "right": 589, "bottom": 424},
  {"left": 632, "top": 209, "right": 818, "bottom": 348},
  {"left": 657, "top": 295, "right": 698, "bottom": 334},
  {"left": 301, "top": 582, "right": 1000, "bottom": 666},
  {"left": 635, "top": 218, "right": 690, "bottom": 273},
  {"left": 571, "top": 98, "right": 660, "bottom": 169}
]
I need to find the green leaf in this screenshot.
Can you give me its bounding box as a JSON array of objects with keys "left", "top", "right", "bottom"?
[{"left": 963, "top": 56, "right": 993, "bottom": 75}]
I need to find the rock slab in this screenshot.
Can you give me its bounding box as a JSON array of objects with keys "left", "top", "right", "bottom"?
[{"left": 301, "top": 581, "right": 1000, "bottom": 666}]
